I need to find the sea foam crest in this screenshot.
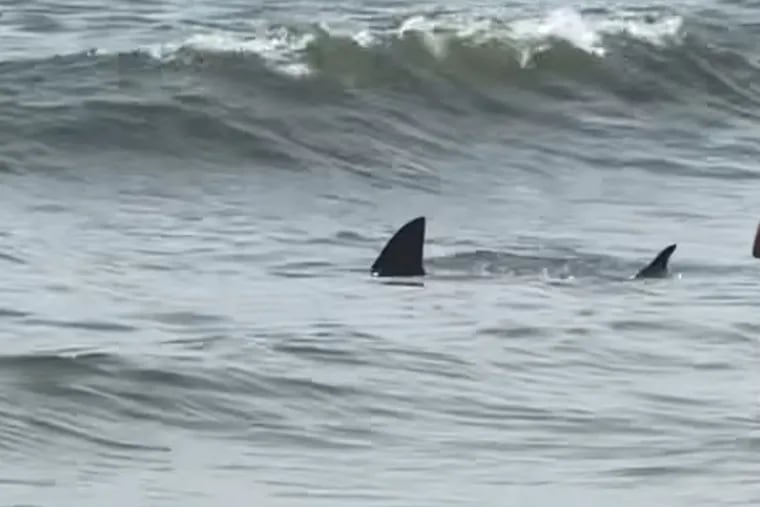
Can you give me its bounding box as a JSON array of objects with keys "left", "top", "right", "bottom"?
[
  {"left": 143, "top": 25, "right": 317, "bottom": 77},
  {"left": 140, "top": 8, "right": 685, "bottom": 77}
]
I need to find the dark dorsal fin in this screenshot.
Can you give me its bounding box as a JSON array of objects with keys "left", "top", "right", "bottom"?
[
  {"left": 634, "top": 243, "right": 677, "bottom": 279},
  {"left": 371, "top": 216, "right": 426, "bottom": 277}
]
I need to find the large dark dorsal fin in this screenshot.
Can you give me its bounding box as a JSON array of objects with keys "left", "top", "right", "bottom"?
[
  {"left": 634, "top": 243, "right": 677, "bottom": 279},
  {"left": 371, "top": 216, "right": 426, "bottom": 277}
]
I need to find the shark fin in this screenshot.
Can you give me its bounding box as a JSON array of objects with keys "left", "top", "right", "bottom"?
[
  {"left": 371, "top": 216, "right": 426, "bottom": 277},
  {"left": 634, "top": 243, "right": 677, "bottom": 279}
]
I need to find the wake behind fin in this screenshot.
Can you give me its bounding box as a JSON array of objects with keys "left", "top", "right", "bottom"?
[
  {"left": 371, "top": 216, "right": 426, "bottom": 277},
  {"left": 634, "top": 243, "right": 677, "bottom": 279}
]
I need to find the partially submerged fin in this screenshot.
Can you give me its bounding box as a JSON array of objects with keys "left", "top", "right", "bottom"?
[
  {"left": 371, "top": 216, "right": 426, "bottom": 277},
  {"left": 634, "top": 244, "right": 677, "bottom": 279},
  {"left": 752, "top": 222, "right": 760, "bottom": 259}
]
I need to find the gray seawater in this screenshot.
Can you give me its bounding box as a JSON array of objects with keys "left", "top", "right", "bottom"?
[{"left": 1, "top": 0, "right": 759, "bottom": 505}]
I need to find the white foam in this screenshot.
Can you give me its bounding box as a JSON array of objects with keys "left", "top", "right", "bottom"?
[
  {"left": 314, "top": 19, "right": 376, "bottom": 48},
  {"left": 596, "top": 12, "right": 684, "bottom": 46},
  {"left": 130, "top": 8, "right": 685, "bottom": 76},
  {"left": 142, "top": 27, "right": 315, "bottom": 77},
  {"left": 392, "top": 7, "right": 684, "bottom": 65},
  {"left": 397, "top": 15, "right": 451, "bottom": 60},
  {"left": 511, "top": 8, "right": 607, "bottom": 57},
  {"left": 352, "top": 29, "right": 375, "bottom": 48}
]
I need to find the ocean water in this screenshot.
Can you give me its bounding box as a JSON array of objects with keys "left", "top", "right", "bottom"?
[{"left": 0, "top": 0, "right": 758, "bottom": 505}]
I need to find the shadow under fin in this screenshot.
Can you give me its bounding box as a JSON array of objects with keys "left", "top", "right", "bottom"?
[
  {"left": 634, "top": 243, "right": 677, "bottom": 279},
  {"left": 371, "top": 216, "right": 426, "bottom": 277}
]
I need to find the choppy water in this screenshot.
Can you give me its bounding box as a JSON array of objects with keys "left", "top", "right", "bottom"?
[{"left": 1, "top": 0, "right": 759, "bottom": 505}]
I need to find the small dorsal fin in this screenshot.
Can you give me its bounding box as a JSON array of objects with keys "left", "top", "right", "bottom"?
[
  {"left": 371, "top": 216, "right": 426, "bottom": 277},
  {"left": 634, "top": 243, "right": 677, "bottom": 279}
]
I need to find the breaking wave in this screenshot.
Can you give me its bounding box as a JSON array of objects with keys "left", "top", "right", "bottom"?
[
  {"left": 142, "top": 8, "right": 685, "bottom": 77},
  {"left": 3, "top": 5, "right": 760, "bottom": 177},
  {"left": 4, "top": 6, "right": 760, "bottom": 109},
  {"left": 120, "top": 6, "right": 760, "bottom": 111}
]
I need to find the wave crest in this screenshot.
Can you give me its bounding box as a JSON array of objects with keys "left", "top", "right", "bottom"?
[{"left": 139, "top": 8, "right": 686, "bottom": 79}]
